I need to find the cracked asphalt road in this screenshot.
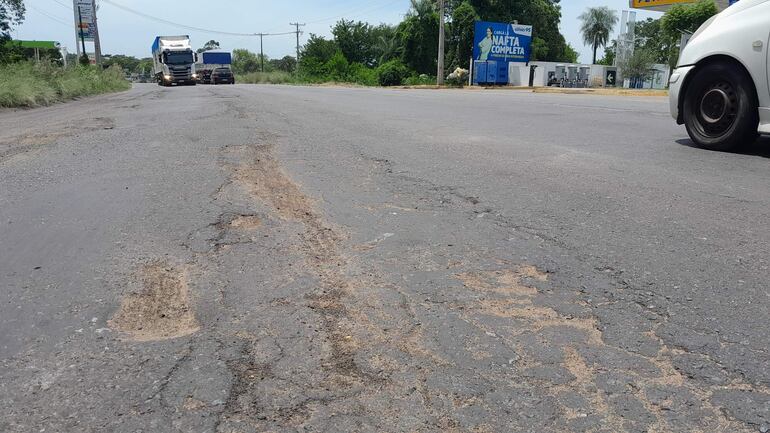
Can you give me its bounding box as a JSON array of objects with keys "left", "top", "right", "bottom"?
[{"left": 1, "top": 84, "right": 769, "bottom": 433}]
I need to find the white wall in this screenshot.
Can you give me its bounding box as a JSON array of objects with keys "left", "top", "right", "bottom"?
[{"left": 502, "top": 61, "right": 669, "bottom": 89}]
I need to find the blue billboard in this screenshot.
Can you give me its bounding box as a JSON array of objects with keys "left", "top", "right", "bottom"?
[{"left": 473, "top": 21, "right": 533, "bottom": 64}]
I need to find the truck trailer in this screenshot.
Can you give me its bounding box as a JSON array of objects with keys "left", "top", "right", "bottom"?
[
  {"left": 152, "top": 35, "right": 198, "bottom": 86},
  {"left": 196, "top": 51, "right": 232, "bottom": 84}
]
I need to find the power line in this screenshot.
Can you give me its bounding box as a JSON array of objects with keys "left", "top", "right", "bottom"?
[
  {"left": 30, "top": 5, "right": 71, "bottom": 27},
  {"left": 101, "top": 0, "right": 294, "bottom": 37},
  {"left": 49, "top": 0, "right": 73, "bottom": 10}
]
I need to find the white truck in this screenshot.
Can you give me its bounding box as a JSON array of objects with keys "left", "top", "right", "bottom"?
[{"left": 152, "top": 35, "right": 198, "bottom": 86}]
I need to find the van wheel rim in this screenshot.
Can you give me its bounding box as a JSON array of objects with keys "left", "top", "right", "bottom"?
[{"left": 696, "top": 81, "right": 738, "bottom": 137}]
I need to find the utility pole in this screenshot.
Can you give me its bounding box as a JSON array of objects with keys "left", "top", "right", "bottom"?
[
  {"left": 436, "top": 0, "right": 445, "bottom": 85},
  {"left": 256, "top": 33, "right": 266, "bottom": 72},
  {"left": 290, "top": 22, "right": 305, "bottom": 73},
  {"left": 91, "top": 0, "right": 102, "bottom": 64}
]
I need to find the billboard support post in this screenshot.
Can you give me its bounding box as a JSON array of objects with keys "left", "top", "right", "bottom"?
[
  {"left": 468, "top": 56, "right": 473, "bottom": 86},
  {"left": 91, "top": 0, "right": 101, "bottom": 64},
  {"left": 78, "top": 5, "right": 87, "bottom": 62}
]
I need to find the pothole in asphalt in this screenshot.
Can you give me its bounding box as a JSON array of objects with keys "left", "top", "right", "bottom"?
[
  {"left": 228, "top": 214, "right": 262, "bottom": 230},
  {"left": 108, "top": 261, "right": 199, "bottom": 342}
]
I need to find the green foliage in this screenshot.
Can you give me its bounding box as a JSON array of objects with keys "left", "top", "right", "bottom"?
[
  {"left": 397, "top": 0, "right": 439, "bottom": 75},
  {"left": 296, "top": 48, "right": 377, "bottom": 85},
  {"left": 301, "top": 34, "right": 338, "bottom": 64},
  {"left": 375, "top": 34, "right": 399, "bottom": 65},
  {"left": 347, "top": 62, "right": 378, "bottom": 86},
  {"left": 331, "top": 20, "right": 395, "bottom": 67},
  {"left": 661, "top": 0, "right": 718, "bottom": 67},
  {"left": 236, "top": 71, "right": 296, "bottom": 84},
  {"left": 376, "top": 59, "right": 409, "bottom": 86},
  {"left": 137, "top": 57, "right": 153, "bottom": 75},
  {"left": 2, "top": 41, "right": 62, "bottom": 64},
  {"left": 0, "top": 0, "right": 23, "bottom": 22},
  {"left": 323, "top": 50, "right": 349, "bottom": 81},
  {"left": 103, "top": 54, "right": 140, "bottom": 73},
  {"left": 269, "top": 55, "right": 296, "bottom": 73},
  {"left": 634, "top": 18, "right": 670, "bottom": 64},
  {"left": 662, "top": 0, "right": 718, "bottom": 38},
  {"left": 197, "top": 40, "right": 220, "bottom": 53},
  {"left": 597, "top": 40, "right": 616, "bottom": 66},
  {"left": 579, "top": 6, "right": 619, "bottom": 64},
  {"left": 530, "top": 37, "right": 549, "bottom": 61},
  {"left": 562, "top": 43, "right": 579, "bottom": 64},
  {"left": 232, "top": 48, "right": 260, "bottom": 74},
  {"left": 618, "top": 48, "right": 656, "bottom": 81},
  {"left": 0, "top": 0, "right": 24, "bottom": 64},
  {"left": 404, "top": 74, "right": 435, "bottom": 86},
  {"left": 449, "top": 1, "right": 478, "bottom": 69},
  {"left": 0, "top": 62, "right": 130, "bottom": 107}
]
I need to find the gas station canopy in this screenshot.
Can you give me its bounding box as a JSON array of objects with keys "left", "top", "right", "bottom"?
[{"left": 6, "top": 40, "right": 61, "bottom": 49}]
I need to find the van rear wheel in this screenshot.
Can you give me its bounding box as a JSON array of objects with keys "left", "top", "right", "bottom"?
[{"left": 683, "top": 62, "right": 758, "bottom": 151}]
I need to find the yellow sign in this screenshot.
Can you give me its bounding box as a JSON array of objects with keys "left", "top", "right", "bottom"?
[{"left": 631, "top": 0, "right": 695, "bottom": 8}]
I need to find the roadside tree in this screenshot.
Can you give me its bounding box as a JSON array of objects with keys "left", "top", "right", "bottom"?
[
  {"left": 579, "top": 6, "right": 619, "bottom": 64},
  {"left": 448, "top": 1, "right": 478, "bottom": 69},
  {"left": 618, "top": 48, "right": 656, "bottom": 87},
  {"left": 661, "top": 0, "right": 717, "bottom": 68},
  {"left": 232, "top": 48, "right": 260, "bottom": 74},
  {"left": 270, "top": 55, "right": 296, "bottom": 73},
  {"left": 0, "top": 0, "right": 24, "bottom": 63},
  {"left": 103, "top": 54, "right": 140, "bottom": 73},
  {"left": 397, "top": 0, "right": 439, "bottom": 75},
  {"left": 197, "top": 40, "right": 220, "bottom": 53}
]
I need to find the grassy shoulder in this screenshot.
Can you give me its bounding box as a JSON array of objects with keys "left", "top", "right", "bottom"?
[
  {"left": 0, "top": 62, "right": 131, "bottom": 108},
  {"left": 235, "top": 58, "right": 443, "bottom": 87},
  {"left": 235, "top": 71, "right": 439, "bottom": 87}
]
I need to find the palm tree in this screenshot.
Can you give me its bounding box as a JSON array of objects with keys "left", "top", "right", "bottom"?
[
  {"left": 376, "top": 35, "right": 399, "bottom": 65},
  {"left": 408, "top": 0, "right": 435, "bottom": 18},
  {"left": 579, "top": 7, "right": 619, "bottom": 64}
]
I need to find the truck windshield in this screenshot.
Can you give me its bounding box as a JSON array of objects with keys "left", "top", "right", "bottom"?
[{"left": 165, "top": 51, "right": 193, "bottom": 65}]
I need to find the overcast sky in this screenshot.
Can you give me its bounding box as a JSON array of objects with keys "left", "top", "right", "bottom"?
[{"left": 14, "top": 0, "right": 661, "bottom": 64}]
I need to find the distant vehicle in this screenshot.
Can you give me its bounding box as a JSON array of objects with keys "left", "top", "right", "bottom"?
[
  {"left": 211, "top": 67, "right": 235, "bottom": 85},
  {"left": 196, "top": 51, "right": 232, "bottom": 84},
  {"left": 669, "top": 0, "right": 770, "bottom": 151},
  {"left": 152, "top": 35, "right": 198, "bottom": 86}
]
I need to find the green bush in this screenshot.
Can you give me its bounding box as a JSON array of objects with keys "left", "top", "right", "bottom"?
[
  {"left": 236, "top": 71, "right": 296, "bottom": 84},
  {"left": 347, "top": 63, "right": 377, "bottom": 86},
  {"left": 323, "top": 51, "right": 350, "bottom": 81},
  {"left": 404, "top": 74, "right": 434, "bottom": 86},
  {"left": 376, "top": 59, "right": 408, "bottom": 86},
  {"left": 0, "top": 62, "right": 130, "bottom": 108}
]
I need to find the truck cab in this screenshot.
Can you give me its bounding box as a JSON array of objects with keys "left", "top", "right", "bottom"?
[{"left": 152, "top": 35, "right": 198, "bottom": 86}]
